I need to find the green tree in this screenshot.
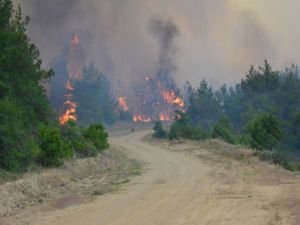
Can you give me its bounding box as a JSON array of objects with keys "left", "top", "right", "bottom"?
[
  {"left": 0, "top": 0, "right": 54, "bottom": 171},
  {"left": 187, "top": 79, "right": 222, "bottom": 129},
  {"left": 247, "top": 114, "right": 282, "bottom": 151},
  {"left": 0, "top": 99, "right": 38, "bottom": 171},
  {"left": 38, "top": 126, "right": 73, "bottom": 167},
  {"left": 73, "top": 64, "right": 117, "bottom": 125},
  {"left": 212, "top": 117, "right": 236, "bottom": 144},
  {"left": 61, "top": 121, "right": 98, "bottom": 157},
  {"left": 83, "top": 124, "right": 109, "bottom": 151},
  {"left": 169, "top": 111, "right": 209, "bottom": 140}
]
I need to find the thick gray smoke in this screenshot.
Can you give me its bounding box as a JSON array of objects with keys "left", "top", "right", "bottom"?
[
  {"left": 14, "top": 0, "right": 282, "bottom": 89},
  {"left": 150, "top": 18, "right": 179, "bottom": 74}
]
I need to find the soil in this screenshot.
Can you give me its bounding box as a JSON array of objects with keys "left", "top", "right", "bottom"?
[{"left": 1, "top": 130, "right": 299, "bottom": 225}]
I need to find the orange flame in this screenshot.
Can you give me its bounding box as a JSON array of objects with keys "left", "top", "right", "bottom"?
[
  {"left": 59, "top": 34, "right": 82, "bottom": 125},
  {"left": 162, "top": 90, "right": 185, "bottom": 107},
  {"left": 159, "top": 113, "right": 170, "bottom": 121},
  {"left": 59, "top": 81, "right": 77, "bottom": 125},
  {"left": 65, "top": 80, "right": 74, "bottom": 91},
  {"left": 133, "top": 114, "right": 152, "bottom": 123},
  {"left": 118, "top": 96, "right": 129, "bottom": 111}
]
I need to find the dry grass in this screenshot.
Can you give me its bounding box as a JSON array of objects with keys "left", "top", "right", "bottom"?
[
  {"left": 149, "top": 136, "right": 300, "bottom": 225},
  {"left": 0, "top": 147, "right": 142, "bottom": 218}
]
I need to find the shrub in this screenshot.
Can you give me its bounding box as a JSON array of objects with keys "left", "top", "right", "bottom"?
[
  {"left": 61, "top": 121, "right": 97, "bottom": 157},
  {"left": 153, "top": 121, "right": 167, "bottom": 139},
  {"left": 237, "top": 135, "right": 252, "bottom": 146},
  {"left": 247, "top": 113, "right": 282, "bottom": 151},
  {"left": 169, "top": 122, "right": 209, "bottom": 140},
  {"left": 212, "top": 117, "right": 236, "bottom": 144},
  {"left": 83, "top": 124, "right": 109, "bottom": 151},
  {"left": 257, "top": 150, "right": 300, "bottom": 171},
  {"left": 38, "top": 126, "right": 73, "bottom": 167}
]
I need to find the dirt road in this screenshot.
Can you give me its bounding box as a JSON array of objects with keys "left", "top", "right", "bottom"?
[{"left": 10, "top": 130, "right": 300, "bottom": 225}]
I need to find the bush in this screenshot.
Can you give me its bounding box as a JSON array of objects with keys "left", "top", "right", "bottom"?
[
  {"left": 153, "top": 121, "right": 167, "bottom": 139},
  {"left": 38, "top": 126, "right": 73, "bottom": 167},
  {"left": 257, "top": 150, "right": 300, "bottom": 171},
  {"left": 61, "top": 121, "right": 97, "bottom": 157},
  {"left": 169, "top": 122, "right": 209, "bottom": 140},
  {"left": 212, "top": 117, "right": 236, "bottom": 144},
  {"left": 83, "top": 124, "right": 109, "bottom": 151},
  {"left": 237, "top": 135, "right": 252, "bottom": 146},
  {"left": 247, "top": 113, "right": 282, "bottom": 151}
]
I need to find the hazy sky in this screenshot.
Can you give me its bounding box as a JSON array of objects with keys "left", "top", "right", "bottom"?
[{"left": 17, "top": 0, "right": 300, "bottom": 89}]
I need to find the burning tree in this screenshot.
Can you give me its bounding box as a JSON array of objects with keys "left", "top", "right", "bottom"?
[
  {"left": 51, "top": 34, "right": 118, "bottom": 125},
  {"left": 117, "top": 18, "right": 185, "bottom": 123},
  {"left": 50, "top": 34, "right": 84, "bottom": 125},
  {"left": 130, "top": 71, "right": 185, "bottom": 123}
]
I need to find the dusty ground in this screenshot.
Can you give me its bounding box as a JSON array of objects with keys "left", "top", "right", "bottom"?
[
  {"left": 0, "top": 147, "right": 141, "bottom": 225},
  {"left": 1, "top": 130, "right": 300, "bottom": 225}
]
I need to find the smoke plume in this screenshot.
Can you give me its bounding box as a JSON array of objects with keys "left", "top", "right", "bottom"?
[
  {"left": 150, "top": 18, "right": 179, "bottom": 75},
  {"left": 14, "top": 0, "right": 284, "bottom": 88}
]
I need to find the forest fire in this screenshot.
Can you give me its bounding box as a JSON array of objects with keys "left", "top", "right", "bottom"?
[
  {"left": 133, "top": 114, "right": 152, "bottom": 123},
  {"left": 59, "top": 34, "right": 82, "bottom": 125},
  {"left": 130, "top": 73, "right": 185, "bottom": 123},
  {"left": 118, "top": 96, "right": 129, "bottom": 112},
  {"left": 59, "top": 80, "right": 77, "bottom": 125},
  {"left": 162, "top": 90, "right": 185, "bottom": 107},
  {"left": 159, "top": 113, "right": 171, "bottom": 121}
]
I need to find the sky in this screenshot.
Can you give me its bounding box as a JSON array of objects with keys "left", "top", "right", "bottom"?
[{"left": 16, "top": 0, "right": 300, "bottom": 89}]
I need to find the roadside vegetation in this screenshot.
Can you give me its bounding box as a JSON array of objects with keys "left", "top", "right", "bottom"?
[
  {"left": 154, "top": 61, "right": 300, "bottom": 171},
  {"left": 0, "top": 0, "right": 109, "bottom": 172}
]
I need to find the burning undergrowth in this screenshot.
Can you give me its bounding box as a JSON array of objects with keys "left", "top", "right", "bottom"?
[{"left": 50, "top": 18, "right": 185, "bottom": 125}]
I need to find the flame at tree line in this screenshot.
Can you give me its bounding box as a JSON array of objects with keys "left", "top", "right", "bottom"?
[
  {"left": 59, "top": 34, "right": 82, "bottom": 125},
  {"left": 57, "top": 34, "right": 185, "bottom": 125},
  {"left": 118, "top": 96, "right": 129, "bottom": 112},
  {"left": 118, "top": 74, "right": 185, "bottom": 123}
]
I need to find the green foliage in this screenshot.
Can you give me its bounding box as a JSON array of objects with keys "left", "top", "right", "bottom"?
[
  {"left": 257, "top": 151, "right": 300, "bottom": 172},
  {"left": 177, "top": 61, "right": 300, "bottom": 169},
  {"left": 169, "top": 123, "right": 208, "bottom": 140},
  {"left": 186, "top": 79, "right": 222, "bottom": 129},
  {"left": 0, "top": 1, "right": 111, "bottom": 172},
  {"left": 153, "top": 121, "right": 167, "bottom": 139},
  {"left": 247, "top": 114, "right": 282, "bottom": 151},
  {"left": 61, "top": 121, "right": 97, "bottom": 157},
  {"left": 0, "top": 99, "right": 40, "bottom": 171},
  {"left": 0, "top": 1, "right": 55, "bottom": 171},
  {"left": 38, "top": 126, "right": 73, "bottom": 167},
  {"left": 212, "top": 117, "right": 236, "bottom": 144},
  {"left": 241, "top": 60, "right": 279, "bottom": 93},
  {"left": 169, "top": 112, "right": 209, "bottom": 140},
  {"left": 83, "top": 124, "right": 109, "bottom": 151},
  {"left": 237, "top": 135, "right": 252, "bottom": 146},
  {"left": 73, "top": 64, "right": 117, "bottom": 125}
]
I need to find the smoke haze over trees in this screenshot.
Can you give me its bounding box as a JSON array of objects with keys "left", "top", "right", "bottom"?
[{"left": 14, "top": 0, "right": 294, "bottom": 89}]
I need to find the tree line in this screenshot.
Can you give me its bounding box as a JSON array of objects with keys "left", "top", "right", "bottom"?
[{"left": 154, "top": 61, "right": 300, "bottom": 171}]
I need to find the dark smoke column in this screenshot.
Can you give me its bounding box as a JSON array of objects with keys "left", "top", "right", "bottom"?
[{"left": 150, "top": 17, "right": 179, "bottom": 84}]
